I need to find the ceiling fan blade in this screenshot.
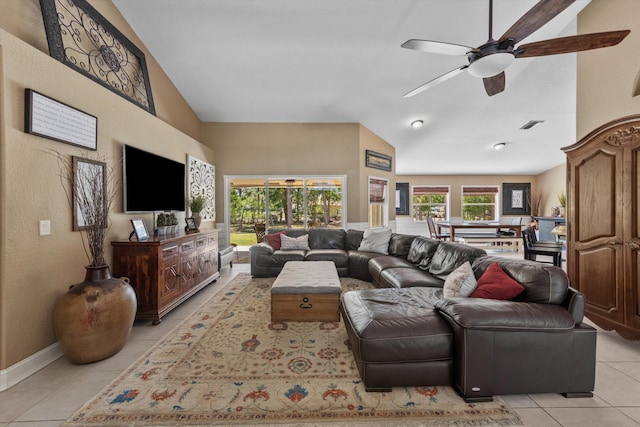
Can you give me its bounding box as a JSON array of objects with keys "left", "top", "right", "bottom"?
[
  {"left": 514, "top": 30, "right": 630, "bottom": 58},
  {"left": 401, "top": 39, "right": 473, "bottom": 55},
  {"left": 403, "top": 66, "right": 468, "bottom": 98},
  {"left": 483, "top": 72, "right": 505, "bottom": 96},
  {"left": 499, "top": 0, "right": 575, "bottom": 45}
]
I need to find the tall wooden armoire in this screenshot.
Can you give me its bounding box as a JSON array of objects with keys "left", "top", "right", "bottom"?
[{"left": 563, "top": 115, "right": 640, "bottom": 340}]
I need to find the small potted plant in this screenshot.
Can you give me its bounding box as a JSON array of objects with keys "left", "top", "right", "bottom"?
[
  {"left": 558, "top": 191, "right": 567, "bottom": 217},
  {"left": 168, "top": 212, "right": 179, "bottom": 233},
  {"left": 156, "top": 213, "right": 170, "bottom": 235},
  {"left": 188, "top": 195, "right": 207, "bottom": 228}
]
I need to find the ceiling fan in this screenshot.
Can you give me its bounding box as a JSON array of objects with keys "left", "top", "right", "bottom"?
[{"left": 402, "top": 0, "right": 629, "bottom": 97}]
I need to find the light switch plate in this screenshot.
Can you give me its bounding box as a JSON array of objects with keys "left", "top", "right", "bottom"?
[{"left": 39, "top": 220, "right": 51, "bottom": 236}]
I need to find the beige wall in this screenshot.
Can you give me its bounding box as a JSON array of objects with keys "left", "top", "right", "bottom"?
[
  {"left": 537, "top": 163, "right": 567, "bottom": 217},
  {"left": 200, "top": 122, "right": 395, "bottom": 226},
  {"left": 577, "top": 0, "right": 640, "bottom": 139},
  {"left": 0, "top": 0, "right": 202, "bottom": 141},
  {"left": 0, "top": 27, "right": 213, "bottom": 370},
  {"left": 359, "top": 126, "right": 396, "bottom": 223},
  {"left": 397, "top": 174, "right": 534, "bottom": 218}
]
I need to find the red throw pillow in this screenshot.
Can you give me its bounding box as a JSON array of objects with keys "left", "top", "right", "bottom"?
[
  {"left": 265, "top": 231, "right": 286, "bottom": 250},
  {"left": 470, "top": 263, "right": 525, "bottom": 300}
]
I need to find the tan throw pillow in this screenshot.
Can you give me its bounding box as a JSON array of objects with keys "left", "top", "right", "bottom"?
[
  {"left": 443, "top": 261, "right": 477, "bottom": 297},
  {"left": 358, "top": 227, "right": 392, "bottom": 254},
  {"left": 280, "top": 233, "right": 310, "bottom": 250}
]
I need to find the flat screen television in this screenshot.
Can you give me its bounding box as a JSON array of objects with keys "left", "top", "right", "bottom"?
[{"left": 123, "top": 144, "right": 186, "bottom": 212}]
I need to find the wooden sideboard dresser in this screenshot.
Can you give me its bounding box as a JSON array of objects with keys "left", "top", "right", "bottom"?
[{"left": 111, "top": 229, "right": 219, "bottom": 324}]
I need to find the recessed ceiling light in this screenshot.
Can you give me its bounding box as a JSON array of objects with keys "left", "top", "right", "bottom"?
[
  {"left": 493, "top": 142, "right": 507, "bottom": 150},
  {"left": 411, "top": 120, "right": 423, "bottom": 129}
]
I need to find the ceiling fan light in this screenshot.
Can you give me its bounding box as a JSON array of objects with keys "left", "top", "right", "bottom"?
[{"left": 468, "top": 52, "right": 514, "bottom": 78}]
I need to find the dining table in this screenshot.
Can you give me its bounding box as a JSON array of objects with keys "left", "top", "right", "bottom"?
[{"left": 436, "top": 221, "right": 522, "bottom": 241}]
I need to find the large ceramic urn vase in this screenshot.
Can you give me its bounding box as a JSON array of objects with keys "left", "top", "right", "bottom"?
[{"left": 53, "top": 265, "right": 137, "bottom": 364}]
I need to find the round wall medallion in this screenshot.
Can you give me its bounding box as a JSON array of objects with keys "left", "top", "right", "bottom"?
[{"left": 100, "top": 45, "right": 121, "bottom": 72}]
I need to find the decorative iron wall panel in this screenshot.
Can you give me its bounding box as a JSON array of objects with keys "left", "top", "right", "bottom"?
[
  {"left": 188, "top": 156, "right": 216, "bottom": 222},
  {"left": 39, "top": 0, "right": 155, "bottom": 114}
]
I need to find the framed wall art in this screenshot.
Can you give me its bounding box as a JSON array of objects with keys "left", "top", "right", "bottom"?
[
  {"left": 73, "top": 156, "right": 106, "bottom": 231},
  {"left": 502, "top": 182, "right": 531, "bottom": 215},
  {"left": 39, "top": 0, "right": 156, "bottom": 114},
  {"left": 25, "top": 89, "right": 97, "bottom": 150},
  {"left": 365, "top": 150, "right": 392, "bottom": 172},
  {"left": 187, "top": 155, "right": 216, "bottom": 222}
]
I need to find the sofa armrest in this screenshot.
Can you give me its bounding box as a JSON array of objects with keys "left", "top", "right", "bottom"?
[
  {"left": 249, "top": 242, "right": 274, "bottom": 255},
  {"left": 435, "top": 298, "right": 575, "bottom": 332},
  {"left": 563, "top": 287, "right": 586, "bottom": 325}
]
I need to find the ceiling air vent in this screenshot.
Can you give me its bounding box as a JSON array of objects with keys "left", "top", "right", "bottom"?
[{"left": 520, "top": 120, "right": 545, "bottom": 130}]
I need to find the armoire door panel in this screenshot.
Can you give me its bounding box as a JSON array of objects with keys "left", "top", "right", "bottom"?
[
  {"left": 575, "top": 246, "right": 624, "bottom": 322},
  {"left": 631, "top": 145, "right": 640, "bottom": 241},
  {"left": 626, "top": 245, "right": 640, "bottom": 329},
  {"left": 575, "top": 150, "right": 617, "bottom": 242}
]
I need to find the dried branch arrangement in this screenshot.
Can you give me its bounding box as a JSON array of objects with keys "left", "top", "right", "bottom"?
[{"left": 47, "top": 149, "right": 119, "bottom": 266}]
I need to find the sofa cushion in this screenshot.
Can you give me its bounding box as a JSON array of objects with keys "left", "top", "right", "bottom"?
[
  {"left": 358, "top": 227, "right": 392, "bottom": 254},
  {"left": 346, "top": 229, "right": 364, "bottom": 250},
  {"left": 305, "top": 249, "right": 349, "bottom": 268},
  {"left": 472, "top": 256, "right": 568, "bottom": 304},
  {"left": 259, "top": 250, "right": 306, "bottom": 266},
  {"left": 380, "top": 267, "right": 445, "bottom": 289},
  {"left": 280, "top": 234, "right": 310, "bottom": 250},
  {"left": 348, "top": 250, "right": 384, "bottom": 282},
  {"left": 443, "top": 261, "right": 477, "bottom": 297},
  {"left": 470, "top": 263, "right": 524, "bottom": 300},
  {"left": 407, "top": 236, "right": 440, "bottom": 270},
  {"left": 265, "top": 231, "right": 286, "bottom": 250},
  {"left": 388, "top": 233, "right": 417, "bottom": 258},
  {"left": 429, "top": 242, "right": 487, "bottom": 279},
  {"left": 308, "top": 228, "right": 346, "bottom": 250},
  {"left": 368, "top": 256, "right": 415, "bottom": 279}
]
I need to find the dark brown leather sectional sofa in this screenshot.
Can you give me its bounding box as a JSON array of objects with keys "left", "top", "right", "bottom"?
[{"left": 250, "top": 228, "right": 597, "bottom": 402}]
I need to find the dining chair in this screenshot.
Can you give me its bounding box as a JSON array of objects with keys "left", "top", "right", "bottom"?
[
  {"left": 522, "top": 227, "right": 563, "bottom": 267},
  {"left": 254, "top": 223, "right": 266, "bottom": 243},
  {"left": 496, "top": 217, "right": 522, "bottom": 236},
  {"left": 427, "top": 217, "right": 449, "bottom": 241}
]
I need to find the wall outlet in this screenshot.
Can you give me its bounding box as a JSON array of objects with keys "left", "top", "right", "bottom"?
[{"left": 39, "top": 220, "right": 51, "bottom": 236}]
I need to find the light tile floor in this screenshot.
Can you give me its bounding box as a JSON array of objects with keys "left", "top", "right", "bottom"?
[{"left": 1, "top": 255, "right": 640, "bottom": 427}]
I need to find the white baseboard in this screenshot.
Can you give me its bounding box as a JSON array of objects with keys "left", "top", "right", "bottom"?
[{"left": 0, "top": 342, "right": 63, "bottom": 391}]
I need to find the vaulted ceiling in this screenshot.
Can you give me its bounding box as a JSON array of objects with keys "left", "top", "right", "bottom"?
[{"left": 113, "top": 0, "right": 605, "bottom": 175}]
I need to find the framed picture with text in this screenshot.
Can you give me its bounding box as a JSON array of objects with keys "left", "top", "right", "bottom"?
[{"left": 502, "top": 183, "right": 531, "bottom": 215}]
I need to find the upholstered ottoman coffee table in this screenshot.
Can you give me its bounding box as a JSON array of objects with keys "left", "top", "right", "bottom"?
[{"left": 271, "top": 261, "right": 342, "bottom": 322}]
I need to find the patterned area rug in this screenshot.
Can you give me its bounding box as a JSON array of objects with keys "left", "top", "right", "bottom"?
[{"left": 64, "top": 273, "right": 522, "bottom": 426}]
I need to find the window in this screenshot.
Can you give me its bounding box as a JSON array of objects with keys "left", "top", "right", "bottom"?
[
  {"left": 412, "top": 186, "right": 449, "bottom": 221},
  {"left": 226, "top": 176, "right": 345, "bottom": 246},
  {"left": 369, "top": 177, "right": 388, "bottom": 227},
  {"left": 462, "top": 186, "right": 499, "bottom": 221}
]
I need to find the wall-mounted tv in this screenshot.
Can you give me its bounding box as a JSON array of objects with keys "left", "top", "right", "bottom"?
[{"left": 123, "top": 144, "right": 186, "bottom": 212}]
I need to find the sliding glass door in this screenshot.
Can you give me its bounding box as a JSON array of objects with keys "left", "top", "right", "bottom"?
[{"left": 226, "top": 176, "right": 346, "bottom": 246}]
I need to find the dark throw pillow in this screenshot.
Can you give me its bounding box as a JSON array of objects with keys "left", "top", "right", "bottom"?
[
  {"left": 470, "top": 262, "right": 525, "bottom": 300},
  {"left": 265, "top": 231, "right": 286, "bottom": 250}
]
